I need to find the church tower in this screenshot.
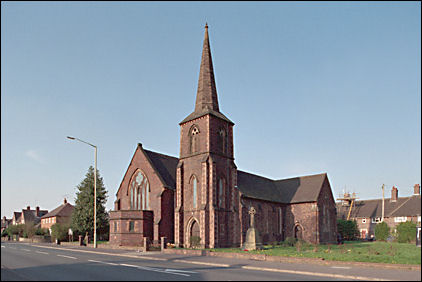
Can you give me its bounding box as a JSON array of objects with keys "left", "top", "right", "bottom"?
[{"left": 175, "top": 24, "right": 240, "bottom": 248}]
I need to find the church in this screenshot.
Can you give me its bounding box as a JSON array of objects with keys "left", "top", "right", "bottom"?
[{"left": 109, "top": 25, "right": 338, "bottom": 248}]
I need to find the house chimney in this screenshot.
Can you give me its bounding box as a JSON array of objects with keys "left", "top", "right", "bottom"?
[
  {"left": 64, "top": 198, "right": 67, "bottom": 204},
  {"left": 27, "top": 206, "right": 31, "bottom": 210},
  {"left": 36, "top": 206, "right": 40, "bottom": 217},
  {"left": 414, "top": 184, "right": 420, "bottom": 195},
  {"left": 391, "top": 186, "right": 398, "bottom": 202}
]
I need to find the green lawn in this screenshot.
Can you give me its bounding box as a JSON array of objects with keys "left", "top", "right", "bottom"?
[{"left": 208, "top": 241, "right": 421, "bottom": 265}]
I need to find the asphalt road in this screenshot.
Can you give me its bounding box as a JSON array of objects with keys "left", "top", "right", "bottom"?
[{"left": 1, "top": 242, "right": 420, "bottom": 281}]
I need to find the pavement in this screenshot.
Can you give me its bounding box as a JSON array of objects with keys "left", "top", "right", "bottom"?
[{"left": 1, "top": 241, "right": 421, "bottom": 281}]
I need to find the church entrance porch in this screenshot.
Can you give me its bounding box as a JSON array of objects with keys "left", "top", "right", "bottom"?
[{"left": 186, "top": 217, "right": 201, "bottom": 248}]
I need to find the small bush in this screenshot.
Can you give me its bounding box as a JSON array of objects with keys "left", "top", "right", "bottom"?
[
  {"left": 375, "top": 222, "right": 390, "bottom": 241},
  {"left": 396, "top": 221, "right": 417, "bottom": 243},
  {"left": 51, "top": 223, "right": 70, "bottom": 241},
  {"left": 190, "top": 236, "right": 201, "bottom": 248},
  {"left": 282, "top": 237, "right": 297, "bottom": 247},
  {"left": 337, "top": 219, "right": 359, "bottom": 241}
]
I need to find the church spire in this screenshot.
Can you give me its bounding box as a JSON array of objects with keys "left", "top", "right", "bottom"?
[{"left": 195, "top": 23, "right": 219, "bottom": 112}]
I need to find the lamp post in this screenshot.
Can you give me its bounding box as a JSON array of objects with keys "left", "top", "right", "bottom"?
[{"left": 67, "top": 136, "right": 97, "bottom": 248}]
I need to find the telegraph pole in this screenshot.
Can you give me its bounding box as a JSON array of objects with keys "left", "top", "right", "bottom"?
[{"left": 382, "top": 184, "right": 385, "bottom": 222}]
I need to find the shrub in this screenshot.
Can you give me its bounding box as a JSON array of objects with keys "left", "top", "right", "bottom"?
[
  {"left": 282, "top": 237, "right": 297, "bottom": 247},
  {"left": 51, "top": 223, "right": 70, "bottom": 241},
  {"left": 22, "top": 223, "right": 36, "bottom": 239},
  {"left": 337, "top": 219, "right": 359, "bottom": 241},
  {"left": 190, "top": 236, "right": 201, "bottom": 248},
  {"left": 375, "top": 222, "right": 390, "bottom": 241},
  {"left": 396, "top": 221, "right": 417, "bottom": 243}
]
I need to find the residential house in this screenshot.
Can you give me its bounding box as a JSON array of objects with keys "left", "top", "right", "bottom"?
[
  {"left": 11, "top": 206, "right": 48, "bottom": 226},
  {"left": 337, "top": 184, "right": 421, "bottom": 239},
  {"left": 41, "top": 199, "right": 74, "bottom": 232}
]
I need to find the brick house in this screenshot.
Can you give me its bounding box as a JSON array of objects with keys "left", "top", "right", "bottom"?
[
  {"left": 336, "top": 184, "right": 421, "bottom": 239},
  {"left": 109, "top": 25, "right": 338, "bottom": 248},
  {"left": 11, "top": 206, "right": 48, "bottom": 226},
  {"left": 1, "top": 216, "right": 12, "bottom": 233},
  {"left": 40, "top": 199, "right": 74, "bottom": 232}
]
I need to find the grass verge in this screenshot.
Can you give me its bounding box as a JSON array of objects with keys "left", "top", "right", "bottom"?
[{"left": 208, "top": 241, "right": 421, "bottom": 265}]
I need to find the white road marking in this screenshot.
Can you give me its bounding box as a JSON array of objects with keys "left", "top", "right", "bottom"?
[
  {"left": 173, "top": 259, "right": 230, "bottom": 268},
  {"left": 22, "top": 249, "right": 31, "bottom": 252},
  {"left": 1, "top": 246, "right": 5, "bottom": 248},
  {"left": 88, "top": 259, "right": 118, "bottom": 266},
  {"left": 119, "top": 263, "right": 190, "bottom": 277},
  {"left": 331, "top": 266, "right": 351, "bottom": 269},
  {"left": 57, "top": 254, "right": 77, "bottom": 260},
  {"left": 120, "top": 263, "right": 139, "bottom": 268},
  {"left": 35, "top": 251, "right": 49, "bottom": 255},
  {"left": 165, "top": 268, "right": 198, "bottom": 274}
]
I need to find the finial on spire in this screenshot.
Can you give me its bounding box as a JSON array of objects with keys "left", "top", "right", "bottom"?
[{"left": 205, "top": 22, "right": 208, "bottom": 29}]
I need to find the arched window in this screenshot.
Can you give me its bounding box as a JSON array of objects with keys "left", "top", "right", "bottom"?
[
  {"left": 219, "top": 128, "right": 227, "bottom": 154},
  {"left": 218, "top": 178, "right": 224, "bottom": 208},
  {"left": 129, "top": 170, "right": 150, "bottom": 210},
  {"left": 190, "top": 126, "right": 200, "bottom": 154},
  {"left": 192, "top": 176, "right": 198, "bottom": 208}
]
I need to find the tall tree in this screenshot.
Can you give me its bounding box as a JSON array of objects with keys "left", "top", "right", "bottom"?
[{"left": 71, "top": 166, "right": 108, "bottom": 239}]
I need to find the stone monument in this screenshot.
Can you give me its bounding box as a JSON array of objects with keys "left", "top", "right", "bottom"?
[{"left": 242, "top": 207, "right": 263, "bottom": 250}]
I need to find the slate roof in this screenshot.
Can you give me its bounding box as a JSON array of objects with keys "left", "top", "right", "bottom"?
[
  {"left": 134, "top": 146, "right": 328, "bottom": 204},
  {"left": 237, "top": 170, "right": 327, "bottom": 204},
  {"left": 336, "top": 195, "right": 421, "bottom": 219},
  {"left": 144, "top": 149, "right": 179, "bottom": 189},
  {"left": 41, "top": 203, "right": 74, "bottom": 219}
]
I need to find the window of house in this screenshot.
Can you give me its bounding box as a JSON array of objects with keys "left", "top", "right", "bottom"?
[
  {"left": 362, "top": 218, "right": 366, "bottom": 223},
  {"left": 394, "top": 216, "right": 408, "bottom": 223},
  {"left": 278, "top": 207, "right": 282, "bottom": 234},
  {"left": 129, "top": 221, "right": 134, "bottom": 232},
  {"left": 371, "top": 217, "right": 382, "bottom": 223},
  {"left": 114, "top": 222, "right": 117, "bottom": 233},
  {"left": 418, "top": 216, "right": 421, "bottom": 222},
  {"left": 129, "top": 170, "right": 150, "bottom": 210}
]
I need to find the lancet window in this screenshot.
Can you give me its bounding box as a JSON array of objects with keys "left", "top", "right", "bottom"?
[{"left": 190, "top": 126, "right": 200, "bottom": 154}]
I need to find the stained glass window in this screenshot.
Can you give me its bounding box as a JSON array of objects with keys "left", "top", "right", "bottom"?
[
  {"left": 193, "top": 176, "right": 198, "bottom": 208},
  {"left": 129, "top": 170, "right": 150, "bottom": 210}
]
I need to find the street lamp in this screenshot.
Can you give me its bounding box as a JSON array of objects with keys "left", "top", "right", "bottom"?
[{"left": 67, "top": 136, "right": 97, "bottom": 248}]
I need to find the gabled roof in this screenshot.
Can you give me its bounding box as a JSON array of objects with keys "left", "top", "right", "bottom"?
[
  {"left": 118, "top": 147, "right": 329, "bottom": 205},
  {"left": 41, "top": 203, "right": 74, "bottom": 219},
  {"left": 336, "top": 195, "right": 421, "bottom": 219},
  {"left": 237, "top": 170, "right": 327, "bottom": 204},
  {"left": 22, "top": 210, "right": 36, "bottom": 223},
  {"left": 13, "top": 212, "right": 22, "bottom": 221},
  {"left": 143, "top": 149, "right": 178, "bottom": 189}
]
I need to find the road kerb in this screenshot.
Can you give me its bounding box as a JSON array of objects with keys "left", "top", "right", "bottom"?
[
  {"left": 242, "top": 266, "right": 392, "bottom": 281},
  {"left": 29, "top": 244, "right": 167, "bottom": 261},
  {"left": 173, "top": 259, "right": 230, "bottom": 268}
]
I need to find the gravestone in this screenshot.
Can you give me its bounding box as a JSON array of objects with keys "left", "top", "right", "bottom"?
[{"left": 242, "top": 207, "right": 263, "bottom": 250}]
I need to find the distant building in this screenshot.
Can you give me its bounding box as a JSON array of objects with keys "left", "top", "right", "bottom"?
[
  {"left": 41, "top": 199, "right": 74, "bottom": 232},
  {"left": 11, "top": 206, "right": 48, "bottom": 226},
  {"left": 1, "top": 216, "right": 12, "bottom": 233},
  {"left": 337, "top": 184, "right": 421, "bottom": 239}
]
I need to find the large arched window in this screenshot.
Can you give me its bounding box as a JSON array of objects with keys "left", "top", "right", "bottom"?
[
  {"left": 129, "top": 170, "right": 150, "bottom": 210},
  {"left": 190, "top": 126, "right": 200, "bottom": 154},
  {"left": 192, "top": 176, "right": 198, "bottom": 208}
]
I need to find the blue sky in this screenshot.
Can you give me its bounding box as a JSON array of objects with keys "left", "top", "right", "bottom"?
[{"left": 1, "top": 2, "right": 421, "bottom": 218}]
